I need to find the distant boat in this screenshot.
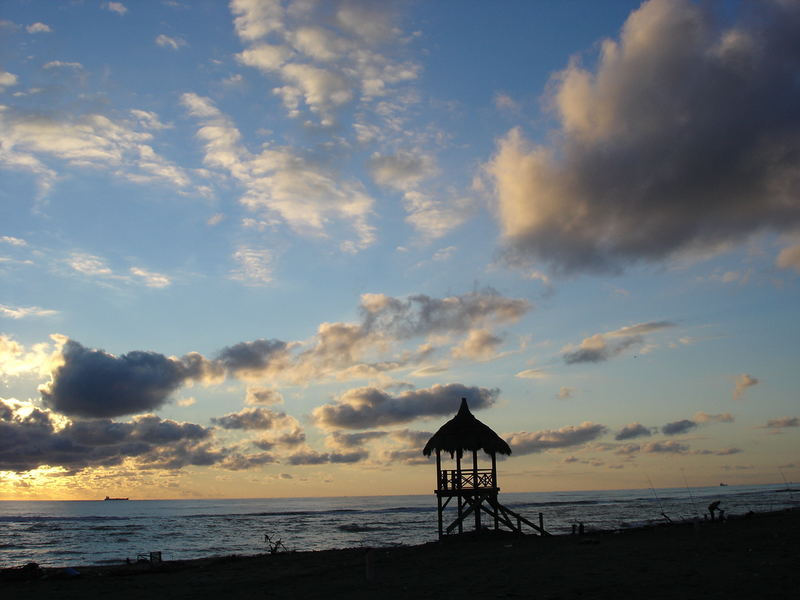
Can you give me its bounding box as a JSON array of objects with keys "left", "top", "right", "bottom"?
[
  {"left": 719, "top": 483, "right": 728, "bottom": 487},
  {"left": 104, "top": 496, "right": 129, "bottom": 501}
]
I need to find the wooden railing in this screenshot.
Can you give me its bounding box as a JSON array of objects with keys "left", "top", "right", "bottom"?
[{"left": 439, "top": 468, "right": 496, "bottom": 490}]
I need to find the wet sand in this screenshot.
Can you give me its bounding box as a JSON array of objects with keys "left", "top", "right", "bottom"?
[{"left": 2, "top": 508, "right": 797, "bottom": 599}]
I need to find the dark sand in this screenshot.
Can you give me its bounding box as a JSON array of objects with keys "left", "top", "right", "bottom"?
[{"left": 3, "top": 509, "right": 798, "bottom": 599}]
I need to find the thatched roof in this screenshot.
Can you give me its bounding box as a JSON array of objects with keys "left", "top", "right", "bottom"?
[{"left": 422, "top": 398, "right": 512, "bottom": 458}]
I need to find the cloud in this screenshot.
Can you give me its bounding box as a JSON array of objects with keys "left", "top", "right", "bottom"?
[
  {"left": 312, "top": 383, "right": 499, "bottom": 430},
  {"left": 360, "top": 289, "right": 529, "bottom": 339},
  {"left": 505, "top": 422, "right": 607, "bottom": 455},
  {"left": 515, "top": 369, "right": 548, "bottom": 380},
  {"left": 693, "top": 411, "right": 734, "bottom": 424},
  {"left": 182, "top": 93, "right": 376, "bottom": 252},
  {"left": 776, "top": 244, "right": 800, "bottom": 274},
  {"left": 762, "top": 416, "right": 799, "bottom": 431},
  {"left": 556, "top": 386, "right": 574, "bottom": 400},
  {"left": 326, "top": 430, "right": 388, "bottom": 449},
  {"left": 40, "top": 340, "right": 221, "bottom": 418},
  {"left": 485, "top": 0, "right": 800, "bottom": 274},
  {"left": 0, "top": 72, "right": 18, "bottom": 90},
  {"left": 0, "top": 105, "right": 194, "bottom": 196},
  {"left": 733, "top": 373, "right": 759, "bottom": 400},
  {"left": 0, "top": 304, "right": 58, "bottom": 319},
  {"left": 26, "top": 22, "right": 51, "bottom": 33},
  {"left": 231, "top": 247, "right": 274, "bottom": 285},
  {"left": 661, "top": 419, "right": 697, "bottom": 436},
  {"left": 130, "top": 267, "right": 171, "bottom": 288},
  {"left": 641, "top": 441, "right": 689, "bottom": 454},
  {"left": 231, "top": 0, "right": 417, "bottom": 125},
  {"left": 0, "top": 399, "right": 218, "bottom": 473},
  {"left": 1, "top": 334, "right": 66, "bottom": 379},
  {"left": 219, "top": 451, "right": 276, "bottom": 471},
  {"left": 614, "top": 422, "right": 652, "bottom": 441},
  {"left": 43, "top": 61, "right": 83, "bottom": 70},
  {"left": 211, "top": 407, "right": 290, "bottom": 431},
  {"left": 451, "top": 329, "right": 503, "bottom": 361},
  {"left": 563, "top": 321, "right": 674, "bottom": 364},
  {"left": 245, "top": 386, "right": 284, "bottom": 406},
  {"left": 103, "top": 2, "right": 127, "bottom": 15},
  {"left": 155, "top": 34, "right": 187, "bottom": 50},
  {"left": 216, "top": 338, "right": 289, "bottom": 379},
  {"left": 286, "top": 449, "right": 368, "bottom": 465}
]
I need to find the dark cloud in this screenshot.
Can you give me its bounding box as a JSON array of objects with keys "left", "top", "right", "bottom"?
[
  {"left": 327, "top": 431, "right": 388, "bottom": 449},
  {"left": 219, "top": 451, "right": 276, "bottom": 471},
  {"left": 505, "top": 422, "right": 607, "bottom": 455},
  {"left": 211, "top": 407, "right": 290, "bottom": 431},
  {"left": 216, "top": 339, "right": 288, "bottom": 378},
  {"left": 691, "top": 447, "right": 742, "bottom": 456},
  {"left": 763, "top": 416, "right": 799, "bottom": 430},
  {"left": 614, "top": 422, "right": 652, "bottom": 441},
  {"left": 40, "top": 340, "right": 219, "bottom": 418},
  {"left": 312, "top": 383, "right": 499, "bottom": 430},
  {"left": 286, "top": 449, "right": 369, "bottom": 465},
  {"left": 487, "top": 0, "right": 800, "bottom": 274},
  {"left": 0, "top": 399, "right": 218, "bottom": 473},
  {"left": 661, "top": 419, "right": 698, "bottom": 436}
]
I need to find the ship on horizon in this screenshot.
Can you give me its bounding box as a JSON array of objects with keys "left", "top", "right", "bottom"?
[{"left": 104, "top": 496, "right": 129, "bottom": 501}]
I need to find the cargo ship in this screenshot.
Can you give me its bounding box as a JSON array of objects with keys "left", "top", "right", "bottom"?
[{"left": 104, "top": 496, "right": 129, "bottom": 501}]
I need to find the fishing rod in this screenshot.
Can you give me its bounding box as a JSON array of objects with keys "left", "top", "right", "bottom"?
[
  {"left": 779, "top": 469, "right": 794, "bottom": 502},
  {"left": 646, "top": 474, "right": 672, "bottom": 524},
  {"left": 681, "top": 468, "right": 700, "bottom": 519}
]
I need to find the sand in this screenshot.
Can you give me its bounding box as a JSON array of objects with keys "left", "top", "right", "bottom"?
[{"left": 2, "top": 508, "right": 797, "bottom": 599}]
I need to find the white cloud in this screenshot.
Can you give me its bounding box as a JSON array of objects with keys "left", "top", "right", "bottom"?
[
  {"left": 515, "top": 369, "right": 548, "bottom": 380},
  {"left": 0, "top": 105, "right": 194, "bottom": 194},
  {"left": 68, "top": 252, "right": 113, "bottom": 277},
  {"left": 103, "top": 2, "right": 128, "bottom": 15},
  {"left": 130, "top": 267, "right": 171, "bottom": 288},
  {"left": 182, "top": 93, "right": 376, "bottom": 251},
  {"left": 26, "top": 22, "right": 51, "bottom": 34},
  {"left": 0, "top": 305, "right": 57, "bottom": 319},
  {"left": 43, "top": 61, "right": 83, "bottom": 70},
  {"left": 0, "top": 334, "right": 66, "bottom": 379},
  {"left": 0, "top": 72, "right": 18, "bottom": 89},
  {"left": 231, "top": 246, "right": 273, "bottom": 285},
  {"left": 0, "top": 236, "right": 27, "bottom": 247},
  {"left": 231, "top": 0, "right": 418, "bottom": 126},
  {"left": 155, "top": 34, "right": 187, "bottom": 50}
]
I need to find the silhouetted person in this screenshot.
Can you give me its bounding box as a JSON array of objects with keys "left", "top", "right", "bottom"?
[{"left": 708, "top": 500, "right": 721, "bottom": 521}]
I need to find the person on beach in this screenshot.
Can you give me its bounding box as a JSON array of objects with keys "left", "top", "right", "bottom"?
[{"left": 708, "top": 500, "right": 721, "bottom": 521}]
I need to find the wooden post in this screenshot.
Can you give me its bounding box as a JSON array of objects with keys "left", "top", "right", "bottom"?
[
  {"left": 472, "top": 450, "right": 481, "bottom": 531},
  {"left": 436, "top": 449, "right": 443, "bottom": 539},
  {"left": 539, "top": 512, "right": 544, "bottom": 535},
  {"left": 456, "top": 451, "right": 463, "bottom": 533},
  {"left": 492, "top": 453, "right": 499, "bottom": 530}
]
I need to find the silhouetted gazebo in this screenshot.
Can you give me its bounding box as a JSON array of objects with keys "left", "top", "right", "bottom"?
[{"left": 423, "top": 398, "right": 549, "bottom": 538}]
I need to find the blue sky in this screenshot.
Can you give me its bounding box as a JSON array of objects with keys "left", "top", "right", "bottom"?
[{"left": 1, "top": 0, "right": 799, "bottom": 500}]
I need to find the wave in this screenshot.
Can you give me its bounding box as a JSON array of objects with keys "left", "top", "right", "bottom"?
[{"left": 337, "top": 524, "right": 389, "bottom": 533}]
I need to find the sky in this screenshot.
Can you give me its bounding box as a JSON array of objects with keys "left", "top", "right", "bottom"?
[{"left": 1, "top": 0, "right": 799, "bottom": 501}]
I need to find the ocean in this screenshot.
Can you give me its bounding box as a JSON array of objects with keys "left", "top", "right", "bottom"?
[{"left": 1, "top": 483, "right": 796, "bottom": 568}]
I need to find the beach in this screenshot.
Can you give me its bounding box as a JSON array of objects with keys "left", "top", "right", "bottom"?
[{"left": 2, "top": 508, "right": 797, "bottom": 599}]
